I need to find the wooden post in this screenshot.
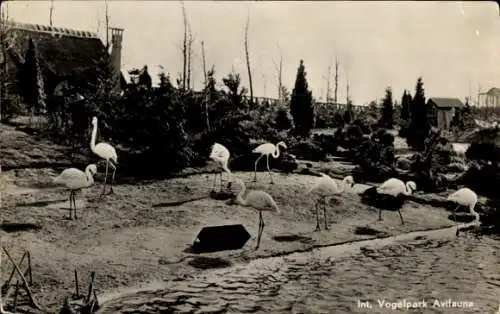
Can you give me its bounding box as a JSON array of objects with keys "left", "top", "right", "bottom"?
[
  {"left": 27, "top": 251, "right": 32, "bottom": 286},
  {"left": 12, "top": 281, "right": 19, "bottom": 311},
  {"left": 74, "top": 269, "right": 80, "bottom": 299},
  {"left": 1, "top": 251, "right": 26, "bottom": 295},
  {"left": 86, "top": 272, "right": 95, "bottom": 304},
  {"left": 1, "top": 247, "right": 42, "bottom": 310}
]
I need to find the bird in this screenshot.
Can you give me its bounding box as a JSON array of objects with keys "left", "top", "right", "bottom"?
[
  {"left": 309, "top": 173, "right": 354, "bottom": 231},
  {"left": 231, "top": 176, "right": 280, "bottom": 250},
  {"left": 369, "top": 178, "right": 417, "bottom": 224},
  {"left": 209, "top": 143, "right": 231, "bottom": 192},
  {"left": 447, "top": 187, "right": 481, "bottom": 236},
  {"left": 252, "top": 141, "right": 287, "bottom": 184},
  {"left": 90, "top": 116, "right": 118, "bottom": 196},
  {"left": 53, "top": 164, "right": 97, "bottom": 220}
]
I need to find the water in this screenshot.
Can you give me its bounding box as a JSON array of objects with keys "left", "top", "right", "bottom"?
[{"left": 98, "top": 227, "right": 499, "bottom": 313}]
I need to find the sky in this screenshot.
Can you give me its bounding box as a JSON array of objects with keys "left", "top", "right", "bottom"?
[{"left": 3, "top": 1, "right": 500, "bottom": 105}]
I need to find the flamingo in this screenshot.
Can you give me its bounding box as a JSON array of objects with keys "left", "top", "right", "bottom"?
[
  {"left": 373, "top": 178, "right": 417, "bottom": 224},
  {"left": 53, "top": 164, "right": 97, "bottom": 220},
  {"left": 309, "top": 173, "right": 354, "bottom": 231},
  {"left": 209, "top": 143, "right": 231, "bottom": 192},
  {"left": 230, "top": 176, "right": 280, "bottom": 250},
  {"left": 90, "top": 116, "right": 118, "bottom": 195},
  {"left": 447, "top": 187, "right": 481, "bottom": 236},
  {"left": 252, "top": 141, "right": 287, "bottom": 184}
]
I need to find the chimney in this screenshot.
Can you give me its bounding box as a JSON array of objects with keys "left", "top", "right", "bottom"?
[{"left": 109, "top": 27, "right": 124, "bottom": 90}]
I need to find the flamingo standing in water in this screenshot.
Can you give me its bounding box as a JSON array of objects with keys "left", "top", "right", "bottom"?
[
  {"left": 252, "top": 141, "right": 287, "bottom": 184},
  {"left": 209, "top": 143, "right": 231, "bottom": 192},
  {"left": 53, "top": 164, "right": 97, "bottom": 220},
  {"left": 447, "top": 187, "right": 481, "bottom": 236},
  {"left": 90, "top": 116, "right": 117, "bottom": 195},
  {"left": 309, "top": 173, "right": 354, "bottom": 231},
  {"left": 230, "top": 176, "right": 280, "bottom": 250}
]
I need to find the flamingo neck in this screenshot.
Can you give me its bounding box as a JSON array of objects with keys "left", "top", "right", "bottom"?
[
  {"left": 222, "top": 160, "right": 231, "bottom": 174},
  {"left": 272, "top": 144, "right": 281, "bottom": 158},
  {"left": 91, "top": 123, "right": 97, "bottom": 151},
  {"left": 339, "top": 179, "right": 348, "bottom": 194},
  {"left": 236, "top": 180, "right": 247, "bottom": 205},
  {"left": 85, "top": 167, "right": 94, "bottom": 185},
  {"left": 404, "top": 182, "right": 413, "bottom": 195}
]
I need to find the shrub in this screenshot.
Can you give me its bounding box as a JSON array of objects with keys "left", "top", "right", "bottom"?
[
  {"left": 312, "top": 134, "right": 338, "bottom": 156},
  {"left": 465, "top": 142, "right": 500, "bottom": 164},
  {"left": 289, "top": 139, "right": 327, "bottom": 161},
  {"left": 274, "top": 107, "right": 293, "bottom": 131}
]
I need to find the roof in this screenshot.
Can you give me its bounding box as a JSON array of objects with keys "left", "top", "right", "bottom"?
[
  {"left": 428, "top": 97, "right": 464, "bottom": 109},
  {"left": 486, "top": 87, "right": 500, "bottom": 96},
  {"left": 7, "top": 23, "right": 108, "bottom": 79}
]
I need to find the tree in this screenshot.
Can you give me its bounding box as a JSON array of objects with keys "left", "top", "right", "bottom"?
[
  {"left": 451, "top": 98, "right": 475, "bottom": 131},
  {"left": 400, "top": 90, "right": 411, "bottom": 121},
  {"left": 343, "top": 100, "right": 354, "bottom": 124},
  {"left": 244, "top": 10, "right": 254, "bottom": 105},
  {"left": 290, "top": 59, "right": 314, "bottom": 137},
  {"left": 21, "top": 38, "right": 46, "bottom": 115},
  {"left": 379, "top": 86, "right": 394, "bottom": 129},
  {"left": 404, "top": 77, "right": 430, "bottom": 150}
]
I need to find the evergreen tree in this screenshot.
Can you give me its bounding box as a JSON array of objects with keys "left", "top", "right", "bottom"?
[
  {"left": 406, "top": 77, "right": 430, "bottom": 150},
  {"left": 343, "top": 100, "right": 354, "bottom": 124},
  {"left": 379, "top": 86, "right": 394, "bottom": 128},
  {"left": 400, "top": 90, "right": 410, "bottom": 121},
  {"left": 451, "top": 98, "right": 475, "bottom": 131},
  {"left": 290, "top": 59, "right": 314, "bottom": 137},
  {"left": 21, "top": 38, "right": 46, "bottom": 115}
]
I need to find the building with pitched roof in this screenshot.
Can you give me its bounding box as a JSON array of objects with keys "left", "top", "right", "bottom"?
[
  {"left": 427, "top": 97, "right": 464, "bottom": 130},
  {"left": 1, "top": 21, "right": 125, "bottom": 110},
  {"left": 478, "top": 87, "right": 500, "bottom": 107}
]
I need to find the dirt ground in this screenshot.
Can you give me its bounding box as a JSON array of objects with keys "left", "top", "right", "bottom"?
[
  {"left": 0, "top": 122, "right": 497, "bottom": 313},
  {"left": 1, "top": 166, "right": 460, "bottom": 313}
]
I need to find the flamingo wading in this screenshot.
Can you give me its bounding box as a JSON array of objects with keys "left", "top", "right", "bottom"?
[
  {"left": 231, "top": 176, "right": 280, "bottom": 250},
  {"left": 309, "top": 173, "right": 354, "bottom": 231},
  {"left": 90, "top": 116, "right": 118, "bottom": 195},
  {"left": 447, "top": 187, "right": 481, "bottom": 236},
  {"left": 375, "top": 178, "right": 416, "bottom": 224},
  {"left": 53, "top": 164, "right": 97, "bottom": 220},
  {"left": 209, "top": 143, "right": 231, "bottom": 192},
  {"left": 252, "top": 141, "right": 287, "bottom": 184}
]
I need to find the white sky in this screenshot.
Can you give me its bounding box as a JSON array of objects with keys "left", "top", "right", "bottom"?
[{"left": 3, "top": 1, "right": 500, "bottom": 105}]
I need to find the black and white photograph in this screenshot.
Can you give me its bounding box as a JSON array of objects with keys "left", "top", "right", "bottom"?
[{"left": 0, "top": 1, "right": 499, "bottom": 313}]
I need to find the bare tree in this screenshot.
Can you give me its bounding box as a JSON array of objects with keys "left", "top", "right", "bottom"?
[
  {"left": 334, "top": 55, "right": 339, "bottom": 104},
  {"left": 105, "top": 0, "right": 109, "bottom": 51},
  {"left": 201, "top": 40, "right": 207, "bottom": 84},
  {"left": 244, "top": 10, "right": 254, "bottom": 104},
  {"left": 49, "top": 0, "right": 54, "bottom": 27},
  {"left": 271, "top": 42, "right": 283, "bottom": 105},
  {"left": 181, "top": 1, "right": 188, "bottom": 91},
  {"left": 186, "top": 24, "right": 194, "bottom": 90},
  {"left": 0, "top": 5, "right": 18, "bottom": 121},
  {"left": 323, "top": 63, "right": 332, "bottom": 102}
]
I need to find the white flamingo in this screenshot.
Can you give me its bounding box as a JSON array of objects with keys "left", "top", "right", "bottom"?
[
  {"left": 309, "top": 173, "right": 354, "bottom": 231},
  {"left": 209, "top": 143, "right": 231, "bottom": 192},
  {"left": 90, "top": 116, "right": 118, "bottom": 195},
  {"left": 53, "top": 164, "right": 97, "bottom": 220},
  {"left": 447, "top": 187, "right": 481, "bottom": 236},
  {"left": 375, "top": 178, "right": 417, "bottom": 224},
  {"left": 252, "top": 141, "right": 287, "bottom": 184},
  {"left": 231, "top": 176, "right": 280, "bottom": 250}
]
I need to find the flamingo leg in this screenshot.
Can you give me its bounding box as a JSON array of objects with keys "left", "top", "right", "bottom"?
[
  {"left": 73, "top": 191, "right": 78, "bottom": 219},
  {"left": 212, "top": 171, "right": 217, "bottom": 191},
  {"left": 398, "top": 209, "right": 405, "bottom": 225},
  {"left": 219, "top": 170, "right": 223, "bottom": 191},
  {"left": 101, "top": 160, "right": 109, "bottom": 196},
  {"left": 453, "top": 205, "right": 460, "bottom": 236},
  {"left": 107, "top": 162, "right": 116, "bottom": 194},
  {"left": 256, "top": 211, "right": 264, "bottom": 250},
  {"left": 314, "top": 200, "right": 321, "bottom": 231},
  {"left": 378, "top": 208, "right": 383, "bottom": 221},
  {"left": 266, "top": 155, "right": 273, "bottom": 184},
  {"left": 253, "top": 155, "right": 263, "bottom": 182},
  {"left": 67, "top": 191, "right": 73, "bottom": 220},
  {"left": 323, "top": 197, "right": 329, "bottom": 230}
]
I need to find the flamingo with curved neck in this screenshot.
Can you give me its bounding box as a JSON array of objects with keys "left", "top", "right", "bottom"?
[{"left": 252, "top": 141, "right": 288, "bottom": 184}]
